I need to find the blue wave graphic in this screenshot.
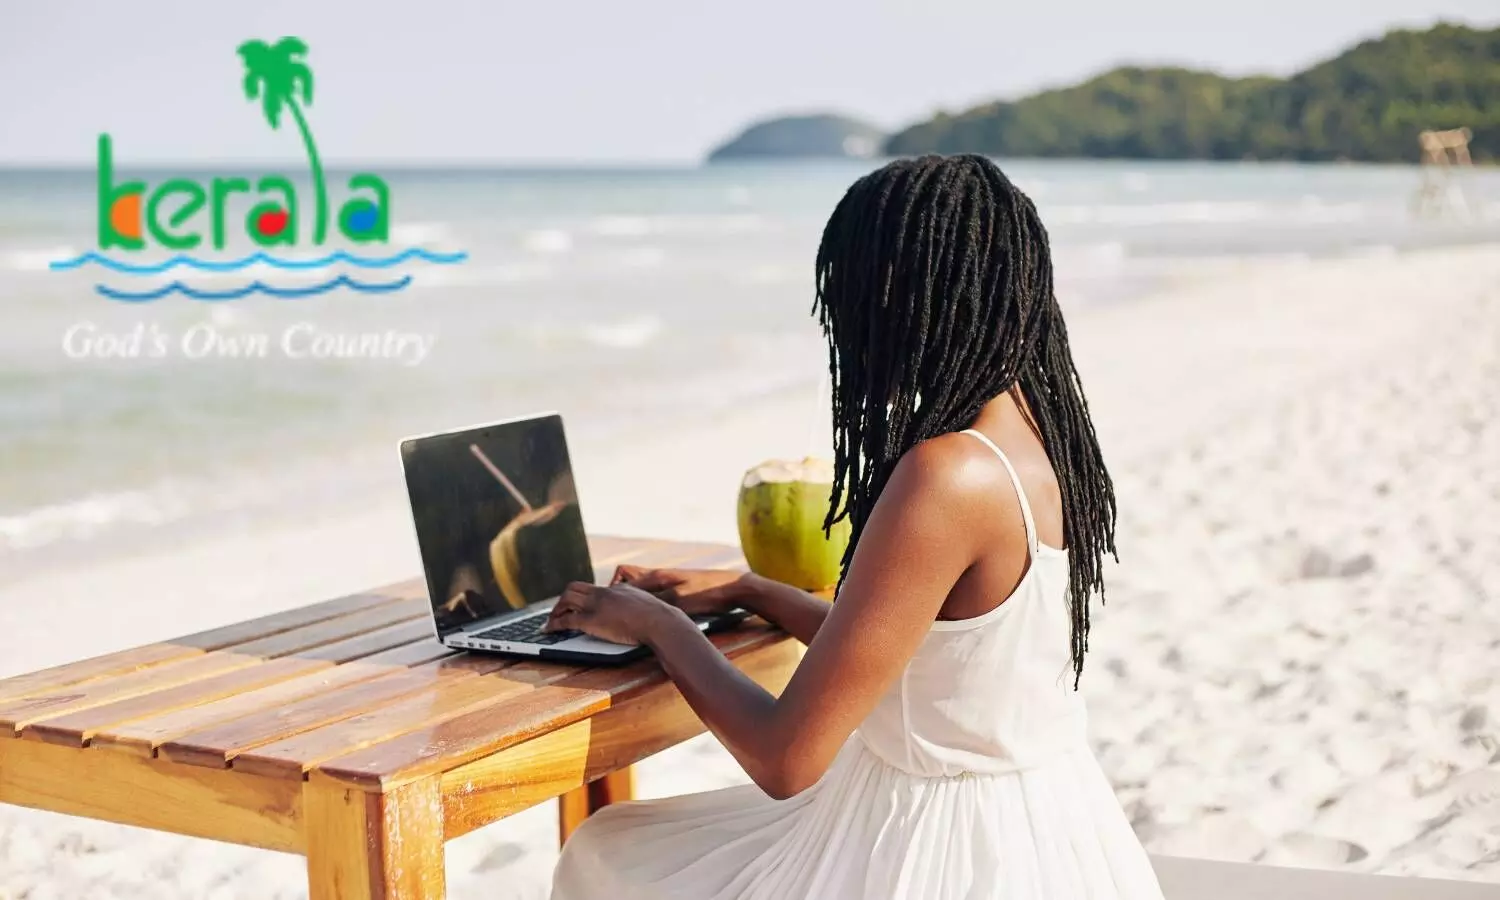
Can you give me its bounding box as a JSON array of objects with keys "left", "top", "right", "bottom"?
[
  {"left": 96, "top": 274, "right": 413, "bottom": 302},
  {"left": 52, "top": 248, "right": 468, "bottom": 275}
]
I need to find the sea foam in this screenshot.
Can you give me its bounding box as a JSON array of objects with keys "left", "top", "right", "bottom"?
[
  {"left": 582, "top": 315, "right": 663, "bottom": 350},
  {"left": 0, "top": 488, "right": 189, "bottom": 552},
  {"left": 521, "top": 229, "right": 574, "bottom": 254},
  {"left": 5, "top": 247, "right": 79, "bottom": 272}
]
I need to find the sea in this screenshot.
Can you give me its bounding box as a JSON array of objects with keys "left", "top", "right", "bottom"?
[{"left": 3, "top": 159, "right": 1499, "bottom": 579}]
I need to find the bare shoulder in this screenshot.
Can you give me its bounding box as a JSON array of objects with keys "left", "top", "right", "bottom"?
[
  {"left": 892, "top": 431, "right": 1021, "bottom": 499},
  {"left": 876, "top": 429, "right": 1026, "bottom": 540},
  {"left": 877, "top": 431, "right": 1022, "bottom": 529},
  {"left": 835, "top": 433, "right": 1009, "bottom": 620}
]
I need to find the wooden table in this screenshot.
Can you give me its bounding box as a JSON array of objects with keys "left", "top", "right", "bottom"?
[{"left": 0, "top": 535, "right": 798, "bottom": 899}]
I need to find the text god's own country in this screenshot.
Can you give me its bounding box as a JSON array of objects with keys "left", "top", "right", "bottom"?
[{"left": 60, "top": 321, "right": 436, "bottom": 366}]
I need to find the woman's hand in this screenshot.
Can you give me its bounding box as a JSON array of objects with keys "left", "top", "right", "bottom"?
[
  {"left": 543, "top": 581, "right": 686, "bottom": 646},
  {"left": 611, "top": 565, "right": 746, "bottom": 617}
]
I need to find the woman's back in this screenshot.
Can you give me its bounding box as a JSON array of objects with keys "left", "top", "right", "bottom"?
[{"left": 856, "top": 429, "right": 1089, "bottom": 778}]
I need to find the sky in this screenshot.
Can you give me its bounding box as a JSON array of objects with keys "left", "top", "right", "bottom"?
[{"left": 1, "top": 1, "right": 1494, "bottom": 164}]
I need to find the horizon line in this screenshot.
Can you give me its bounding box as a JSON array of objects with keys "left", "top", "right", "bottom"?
[
  {"left": 0, "top": 157, "right": 712, "bottom": 170},
  {"left": 0, "top": 157, "right": 1445, "bottom": 172}
]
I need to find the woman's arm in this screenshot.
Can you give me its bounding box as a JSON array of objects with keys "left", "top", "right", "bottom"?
[
  {"left": 727, "top": 574, "right": 831, "bottom": 645},
  {"left": 550, "top": 434, "right": 997, "bottom": 799},
  {"left": 610, "top": 565, "right": 833, "bottom": 645}
]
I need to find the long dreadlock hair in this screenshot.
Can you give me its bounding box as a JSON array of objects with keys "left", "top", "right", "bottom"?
[{"left": 813, "top": 154, "right": 1116, "bottom": 687}]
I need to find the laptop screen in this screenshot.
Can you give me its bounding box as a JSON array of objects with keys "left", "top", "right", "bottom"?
[{"left": 401, "top": 414, "right": 594, "bottom": 638}]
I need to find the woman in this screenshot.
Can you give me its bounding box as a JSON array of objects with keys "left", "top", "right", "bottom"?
[{"left": 545, "top": 155, "right": 1164, "bottom": 899}]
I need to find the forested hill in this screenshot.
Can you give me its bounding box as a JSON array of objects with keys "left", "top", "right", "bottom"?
[
  {"left": 707, "top": 114, "right": 884, "bottom": 161},
  {"left": 883, "top": 24, "right": 1499, "bottom": 162}
]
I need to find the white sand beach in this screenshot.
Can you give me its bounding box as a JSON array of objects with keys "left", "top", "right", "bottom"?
[{"left": 2, "top": 244, "right": 1498, "bottom": 897}]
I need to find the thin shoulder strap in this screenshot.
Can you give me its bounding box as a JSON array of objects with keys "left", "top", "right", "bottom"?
[{"left": 960, "top": 429, "right": 1039, "bottom": 557}]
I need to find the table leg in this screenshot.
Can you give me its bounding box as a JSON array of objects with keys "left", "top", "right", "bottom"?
[
  {"left": 558, "top": 766, "right": 635, "bottom": 845},
  {"left": 305, "top": 774, "right": 445, "bottom": 900}
]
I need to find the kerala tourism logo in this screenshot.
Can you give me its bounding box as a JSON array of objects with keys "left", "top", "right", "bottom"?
[{"left": 51, "top": 37, "right": 465, "bottom": 300}]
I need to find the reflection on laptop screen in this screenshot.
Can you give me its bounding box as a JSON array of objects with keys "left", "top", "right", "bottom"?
[{"left": 401, "top": 414, "right": 594, "bottom": 638}]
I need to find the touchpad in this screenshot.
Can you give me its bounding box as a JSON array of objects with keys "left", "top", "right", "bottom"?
[{"left": 561, "top": 634, "right": 641, "bottom": 653}]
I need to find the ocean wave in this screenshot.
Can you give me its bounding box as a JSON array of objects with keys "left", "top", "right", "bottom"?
[
  {"left": 611, "top": 247, "right": 667, "bottom": 269},
  {"left": 97, "top": 274, "right": 413, "bottom": 302},
  {"left": 668, "top": 213, "right": 768, "bottom": 234},
  {"left": 583, "top": 315, "right": 663, "bottom": 349},
  {"left": 0, "top": 489, "right": 190, "bottom": 552},
  {"left": 7, "top": 246, "right": 80, "bottom": 272},
  {"left": 583, "top": 214, "right": 769, "bottom": 238},
  {"left": 417, "top": 263, "right": 554, "bottom": 287},
  {"left": 1047, "top": 201, "right": 1271, "bottom": 226},
  {"left": 1054, "top": 241, "right": 1129, "bottom": 269},
  {"left": 511, "top": 313, "right": 664, "bottom": 352},
  {"left": 1294, "top": 198, "right": 1369, "bottom": 223},
  {"left": 521, "top": 229, "right": 574, "bottom": 254},
  {"left": 1044, "top": 200, "right": 1375, "bottom": 227},
  {"left": 737, "top": 263, "right": 798, "bottom": 285},
  {"left": 1012, "top": 179, "right": 1049, "bottom": 198},
  {"left": 588, "top": 216, "right": 653, "bottom": 238},
  {"left": 390, "top": 221, "right": 454, "bottom": 245},
  {"left": 50, "top": 248, "right": 468, "bottom": 274}
]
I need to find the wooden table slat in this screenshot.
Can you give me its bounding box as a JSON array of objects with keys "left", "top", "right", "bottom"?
[
  {"left": 24, "top": 657, "right": 332, "bottom": 748},
  {"left": 0, "top": 598, "right": 433, "bottom": 738},
  {"left": 292, "top": 619, "right": 434, "bottom": 663},
  {"left": 179, "top": 578, "right": 428, "bottom": 649},
  {"left": 90, "top": 639, "right": 455, "bottom": 757},
  {"left": 23, "top": 620, "right": 437, "bottom": 748},
  {"left": 231, "top": 659, "right": 579, "bottom": 779},
  {"left": 0, "top": 645, "right": 206, "bottom": 707},
  {"left": 585, "top": 535, "right": 665, "bottom": 567},
  {"left": 314, "top": 623, "right": 782, "bottom": 791},
  {"left": 159, "top": 653, "right": 520, "bottom": 769},
  {"left": 226, "top": 598, "right": 430, "bottom": 659},
  {"left": 0, "top": 579, "right": 427, "bottom": 708},
  {"left": 615, "top": 545, "right": 747, "bottom": 578},
  {"left": 0, "top": 653, "right": 269, "bottom": 736},
  {"left": 355, "top": 639, "right": 455, "bottom": 667},
  {"left": 608, "top": 540, "right": 744, "bottom": 572}
]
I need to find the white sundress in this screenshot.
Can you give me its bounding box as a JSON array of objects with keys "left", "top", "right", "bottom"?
[{"left": 551, "top": 429, "right": 1165, "bottom": 899}]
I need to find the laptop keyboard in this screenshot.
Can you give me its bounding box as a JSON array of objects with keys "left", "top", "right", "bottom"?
[{"left": 471, "top": 614, "right": 580, "bottom": 645}]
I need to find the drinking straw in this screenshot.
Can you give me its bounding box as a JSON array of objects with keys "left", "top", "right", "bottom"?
[{"left": 469, "top": 444, "right": 532, "bottom": 510}]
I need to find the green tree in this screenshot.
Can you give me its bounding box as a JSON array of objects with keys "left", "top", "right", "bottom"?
[
  {"left": 237, "top": 37, "right": 329, "bottom": 243},
  {"left": 883, "top": 24, "right": 1500, "bottom": 163}
]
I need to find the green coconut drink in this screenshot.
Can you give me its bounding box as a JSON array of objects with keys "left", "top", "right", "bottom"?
[{"left": 736, "top": 457, "right": 851, "bottom": 592}]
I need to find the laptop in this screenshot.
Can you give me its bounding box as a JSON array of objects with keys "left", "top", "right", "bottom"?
[{"left": 399, "top": 412, "right": 743, "bottom": 664}]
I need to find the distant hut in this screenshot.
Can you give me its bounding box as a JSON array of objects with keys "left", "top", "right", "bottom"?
[{"left": 1412, "top": 127, "right": 1476, "bottom": 219}]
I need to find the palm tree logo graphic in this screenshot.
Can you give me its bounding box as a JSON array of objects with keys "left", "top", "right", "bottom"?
[
  {"left": 52, "top": 36, "right": 469, "bottom": 301},
  {"left": 237, "top": 37, "right": 329, "bottom": 245}
]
